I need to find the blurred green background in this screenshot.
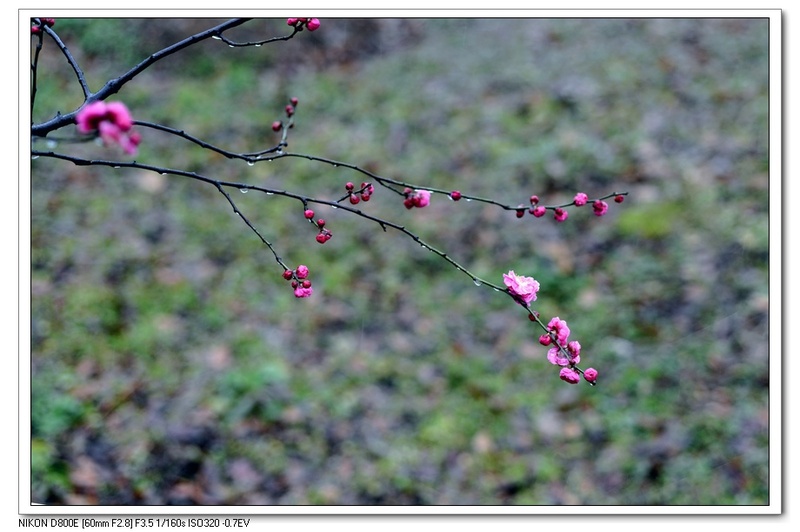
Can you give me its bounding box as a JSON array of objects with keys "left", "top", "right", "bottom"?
[{"left": 30, "top": 18, "right": 770, "bottom": 505}]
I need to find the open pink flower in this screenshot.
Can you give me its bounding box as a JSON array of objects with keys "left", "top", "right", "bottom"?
[
  {"left": 547, "top": 316, "right": 571, "bottom": 344},
  {"left": 503, "top": 270, "right": 539, "bottom": 306},
  {"left": 76, "top": 101, "right": 139, "bottom": 155}
]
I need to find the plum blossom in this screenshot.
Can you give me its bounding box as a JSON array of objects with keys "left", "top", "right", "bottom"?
[
  {"left": 547, "top": 316, "right": 571, "bottom": 344},
  {"left": 76, "top": 101, "right": 140, "bottom": 155},
  {"left": 583, "top": 367, "right": 598, "bottom": 384},
  {"left": 593, "top": 200, "right": 609, "bottom": 216},
  {"left": 559, "top": 367, "right": 580, "bottom": 384},
  {"left": 573, "top": 192, "right": 588, "bottom": 206},
  {"left": 404, "top": 189, "right": 432, "bottom": 209},
  {"left": 502, "top": 270, "right": 539, "bottom": 306},
  {"left": 294, "top": 286, "right": 313, "bottom": 298}
]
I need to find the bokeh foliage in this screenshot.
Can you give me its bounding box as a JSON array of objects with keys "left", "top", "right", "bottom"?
[{"left": 30, "top": 17, "right": 769, "bottom": 505}]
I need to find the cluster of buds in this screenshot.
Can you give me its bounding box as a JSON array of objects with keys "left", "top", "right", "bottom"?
[
  {"left": 272, "top": 96, "right": 300, "bottom": 133},
  {"left": 504, "top": 270, "right": 598, "bottom": 386},
  {"left": 302, "top": 208, "right": 332, "bottom": 244},
  {"left": 287, "top": 18, "right": 321, "bottom": 32},
  {"left": 523, "top": 192, "right": 623, "bottom": 222},
  {"left": 403, "top": 188, "right": 431, "bottom": 209},
  {"left": 31, "top": 17, "right": 55, "bottom": 34},
  {"left": 282, "top": 264, "right": 313, "bottom": 298},
  {"left": 345, "top": 181, "right": 374, "bottom": 205},
  {"left": 75, "top": 101, "right": 141, "bottom": 156}
]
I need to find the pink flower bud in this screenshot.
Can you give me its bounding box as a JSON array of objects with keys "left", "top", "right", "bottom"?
[
  {"left": 294, "top": 286, "right": 313, "bottom": 298},
  {"left": 287, "top": 18, "right": 299, "bottom": 26},
  {"left": 301, "top": 279, "right": 312, "bottom": 288},
  {"left": 272, "top": 121, "right": 283, "bottom": 132},
  {"left": 316, "top": 219, "right": 326, "bottom": 228},
  {"left": 296, "top": 265, "right": 309, "bottom": 279},
  {"left": 530, "top": 195, "right": 539, "bottom": 205},
  {"left": 583, "top": 367, "right": 598, "bottom": 384},
  {"left": 614, "top": 194, "right": 625, "bottom": 203},
  {"left": 345, "top": 182, "right": 355, "bottom": 191},
  {"left": 516, "top": 207, "right": 526, "bottom": 219},
  {"left": 316, "top": 233, "right": 327, "bottom": 244},
  {"left": 538, "top": 334, "right": 552, "bottom": 346},
  {"left": 414, "top": 190, "right": 431, "bottom": 208},
  {"left": 304, "top": 209, "right": 315, "bottom": 219},
  {"left": 31, "top": 25, "right": 41, "bottom": 34},
  {"left": 559, "top": 367, "right": 580, "bottom": 384},
  {"left": 450, "top": 190, "right": 462, "bottom": 201},
  {"left": 285, "top": 105, "right": 295, "bottom": 117},
  {"left": 349, "top": 194, "right": 360, "bottom": 205},
  {"left": 306, "top": 18, "right": 321, "bottom": 31},
  {"left": 593, "top": 200, "right": 609, "bottom": 216},
  {"left": 531, "top": 206, "right": 546, "bottom": 217},
  {"left": 282, "top": 269, "right": 294, "bottom": 280},
  {"left": 554, "top": 208, "right": 568, "bottom": 222},
  {"left": 290, "top": 97, "right": 299, "bottom": 107},
  {"left": 573, "top": 192, "right": 588, "bottom": 206}
]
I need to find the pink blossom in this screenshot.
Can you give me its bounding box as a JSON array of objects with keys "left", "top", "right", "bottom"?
[
  {"left": 547, "top": 347, "right": 571, "bottom": 366},
  {"left": 531, "top": 206, "right": 546, "bottom": 217},
  {"left": 573, "top": 192, "right": 588, "bottom": 206},
  {"left": 547, "top": 316, "right": 571, "bottom": 344},
  {"left": 554, "top": 208, "right": 568, "bottom": 222},
  {"left": 502, "top": 270, "right": 539, "bottom": 306},
  {"left": 105, "top": 101, "right": 133, "bottom": 131},
  {"left": 294, "top": 286, "right": 313, "bottom": 298},
  {"left": 413, "top": 189, "right": 431, "bottom": 208},
  {"left": 76, "top": 100, "right": 139, "bottom": 155},
  {"left": 559, "top": 367, "right": 580, "bottom": 384},
  {"left": 567, "top": 340, "right": 581, "bottom": 358},
  {"left": 593, "top": 200, "right": 609, "bottom": 216},
  {"left": 583, "top": 367, "right": 598, "bottom": 384},
  {"left": 295, "top": 265, "right": 309, "bottom": 279},
  {"left": 306, "top": 18, "right": 321, "bottom": 31},
  {"left": 76, "top": 102, "right": 110, "bottom": 133}
]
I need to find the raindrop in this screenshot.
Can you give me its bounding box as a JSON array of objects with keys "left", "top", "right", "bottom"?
[
  {"left": 266, "top": 192, "right": 274, "bottom": 196},
  {"left": 31, "top": 155, "right": 39, "bottom": 160},
  {"left": 473, "top": 279, "right": 482, "bottom": 287},
  {"left": 240, "top": 189, "right": 249, "bottom": 194},
  {"left": 255, "top": 43, "right": 262, "bottom": 47},
  {"left": 331, "top": 205, "right": 339, "bottom": 209},
  {"left": 46, "top": 139, "right": 57, "bottom": 149},
  {"left": 247, "top": 160, "right": 255, "bottom": 166},
  {"left": 211, "top": 35, "right": 222, "bottom": 40},
  {"left": 228, "top": 44, "right": 235, "bottom": 48},
  {"left": 465, "top": 198, "right": 472, "bottom": 202}
]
